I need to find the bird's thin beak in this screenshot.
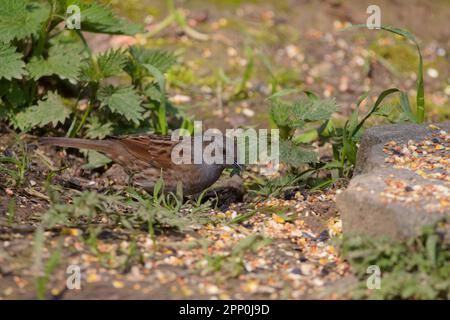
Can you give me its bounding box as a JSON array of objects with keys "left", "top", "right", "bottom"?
[{"left": 231, "top": 161, "right": 245, "bottom": 176}]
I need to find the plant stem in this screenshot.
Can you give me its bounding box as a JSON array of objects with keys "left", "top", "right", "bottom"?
[
  {"left": 73, "top": 83, "right": 98, "bottom": 137},
  {"left": 146, "top": 14, "right": 175, "bottom": 38},
  {"left": 34, "top": 0, "right": 56, "bottom": 58},
  {"left": 30, "top": 0, "right": 56, "bottom": 104},
  {"left": 67, "top": 84, "right": 88, "bottom": 137},
  {"left": 71, "top": 30, "right": 100, "bottom": 137}
]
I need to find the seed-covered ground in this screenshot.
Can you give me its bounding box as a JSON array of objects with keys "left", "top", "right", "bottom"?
[
  {"left": 382, "top": 125, "right": 449, "bottom": 213},
  {"left": 1, "top": 0, "right": 449, "bottom": 299},
  {"left": 0, "top": 134, "right": 351, "bottom": 299}
]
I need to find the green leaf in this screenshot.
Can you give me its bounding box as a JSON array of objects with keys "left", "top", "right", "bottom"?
[
  {"left": 292, "top": 97, "right": 339, "bottom": 122},
  {"left": 75, "top": 3, "right": 143, "bottom": 35},
  {"left": 85, "top": 116, "right": 113, "bottom": 139},
  {"left": 5, "top": 85, "right": 28, "bottom": 107},
  {"left": 347, "top": 108, "right": 360, "bottom": 137},
  {"left": 398, "top": 92, "right": 418, "bottom": 123},
  {"left": 0, "top": 79, "right": 10, "bottom": 97},
  {"left": 280, "top": 140, "right": 318, "bottom": 166},
  {"left": 303, "top": 90, "right": 319, "bottom": 100},
  {"left": 0, "top": 0, "right": 50, "bottom": 43},
  {"left": 128, "top": 47, "right": 177, "bottom": 74},
  {"left": 143, "top": 64, "right": 168, "bottom": 134},
  {"left": 97, "top": 49, "right": 127, "bottom": 78},
  {"left": 426, "top": 234, "right": 438, "bottom": 267},
  {"left": 267, "top": 88, "right": 300, "bottom": 100},
  {"left": 143, "top": 84, "right": 163, "bottom": 102},
  {"left": 153, "top": 175, "right": 164, "bottom": 200},
  {"left": 357, "top": 91, "right": 370, "bottom": 107},
  {"left": 343, "top": 135, "right": 357, "bottom": 165},
  {"left": 98, "top": 85, "right": 144, "bottom": 124},
  {"left": 15, "top": 92, "right": 72, "bottom": 130},
  {"left": 353, "top": 88, "right": 400, "bottom": 136},
  {"left": 228, "top": 210, "right": 257, "bottom": 224},
  {"left": 270, "top": 99, "right": 296, "bottom": 127},
  {"left": 36, "top": 245, "right": 61, "bottom": 300},
  {"left": 82, "top": 49, "right": 127, "bottom": 81},
  {"left": 0, "top": 43, "right": 27, "bottom": 80},
  {"left": 267, "top": 89, "right": 319, "bottom": 101},
  {"left": 231, "top": 235, "right": 269, "bottom": 256},
  {"left": 54, "top": 0, "right": 70, "bottom": 15},
  {"left": 27, "top": 45, "right": 84, "bottom": 81},
  {"left": 270, "top": 97, "right": 338, "bottom": 136},
  {"left": 81, "top": 150, "right": 112, "bottom": 170},
  {"left": 292, "top": 129, "right": 319, "bottom": 144}
]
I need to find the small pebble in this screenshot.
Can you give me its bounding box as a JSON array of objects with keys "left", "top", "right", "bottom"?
[
  {"left": 283, "top": 190, "right": 296, "bottom": 200},
  {"left": 404, "top": 186, "right": 413, "bottom": 192},
  {"left": 316, "top": 230, "right": 330, "bottom": 242}
]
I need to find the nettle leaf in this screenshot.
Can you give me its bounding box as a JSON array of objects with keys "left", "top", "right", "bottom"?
[
  {"left": 85, "top": 116, "right": 113, "bottom": 139},
  {"left": 75, "top": 3, "right": 143, "bottom": 35},
  {"left": 0, "top": 0, "right": 50, "bottom": 43},
  {"left": 5, "top": 85, "right": 28, "bottom": 107},
  {"left": 280, "top": 140, "right": 318, "bottom": 166},
  {"left": 270, "top": 100, "right": 297, "bottom": 127},
  {"left": 0, "top": 43, "right": 27, "bottom": 80},
  {"left": 292, "top": 97, "right": 339, "bottom": 122},
  {"left": 128, "top": 47, "right": 177, "bottom": 74},
  {"left": 97, "top": 50, "right": 127, "bottom": 78},
  {"left": 81, "top": 150, "right": 112, "bottom": 170},
  {"left": 27, "top": 45, "right": 84, "bottom": 81},
  {"left": 15, "top": 92, "right": 71, "bottom": 130},
  {"left": 82, "top": 49, "right": 127, "bottom": 81},
  {"left": 54, "top": 0, "right": 69, "bottom": 14},
  {"left": 0, "top": 107, "right": 9, "bottom": 121},
  {"left": 143, "top": 84, "right": 163, "bottom": 102},
  {"left": 0, "top": 79, "right": 10, "bottom": 97},
  {"left": 98, "top": 85, "right": 144, "bottom": 123}
]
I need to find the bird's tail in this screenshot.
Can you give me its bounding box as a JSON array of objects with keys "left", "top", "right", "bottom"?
[{"left": 39, "top": 137, "right": 117, "bottom": 155}]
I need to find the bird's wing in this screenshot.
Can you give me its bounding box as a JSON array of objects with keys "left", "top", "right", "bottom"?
[{"left": 113, "top": 135, "right": 178, "bottom": 168}]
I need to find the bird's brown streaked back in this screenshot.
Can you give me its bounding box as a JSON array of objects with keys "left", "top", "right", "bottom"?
[
  {"left": 112, "top": 135, "right": 177, "bottom": 168},
  {"left": 39, "top": 137, "right": 118, "bottom": 155},
  {"left": 39, "top": 136, "right": 178, "bottom": 167},
  {"left": 39, "top": 135, "right": 242, "bottom": 195}
]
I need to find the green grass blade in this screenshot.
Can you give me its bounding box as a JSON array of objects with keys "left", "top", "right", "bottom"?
[
  {"left": 303, "top": 90, "right": 319, "bottom": 100},
  {"left": 343, "top": 24, "right": 425, "bottom": 123},
  {"left": 377, "top": 26, "right": 425, "bottom": 123},
  {"left": 357, "top": 91, "right": 370, "bottom": 107},
  {"left": 416, "top": 53, "right": 425, "bottom": 123},
  {"left": 266, "top": 88, "right": 300, "bottom": 100},
  {"left": 237, "top": 46, "right": 254, "bottom": 94},
  {"left": 399, "top": 92, "right": 418, "bottom": 123},
  {"left": 228, "top": 210, "right": 257, "bottom": 224},
  {"left": 353, "top": 88, "right": 400, "bottom": 136},
  {"left": 0, "top": 156, "right": 21, "bottom": 165},
  {"left": 143, "top": 64, "right": 168, "bottom": 134},
  {"left": 36, "top": 246, "right": 61, "bottom": 300}
]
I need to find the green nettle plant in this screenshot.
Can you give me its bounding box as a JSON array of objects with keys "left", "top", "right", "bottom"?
[
  {"left": 0, "top": 0, "right": 192, "bottom": 167},
  {"left": 269, "top": 90, "right": 338, "bottom": 165}
]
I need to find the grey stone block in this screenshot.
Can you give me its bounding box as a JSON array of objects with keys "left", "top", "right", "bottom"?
[{"left": 336, "top": 122, "right": 450, "bottom": 239}]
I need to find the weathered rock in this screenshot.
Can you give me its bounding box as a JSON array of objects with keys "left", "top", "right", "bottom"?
[
  {"left": 355, "top": 122, "right": 450, "bottom": 175},
  {"left": 337, "top": 122, "right": 450, "bottom": 239}
]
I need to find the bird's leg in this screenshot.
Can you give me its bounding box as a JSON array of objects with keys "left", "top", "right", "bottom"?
[{"left": 127, "top": 171, "right": 135, "bottom": 189}]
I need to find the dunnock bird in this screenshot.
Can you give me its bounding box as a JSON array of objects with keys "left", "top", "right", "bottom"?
[{"left": 39, "top": 134, "right": 243, "bottom": 195}]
